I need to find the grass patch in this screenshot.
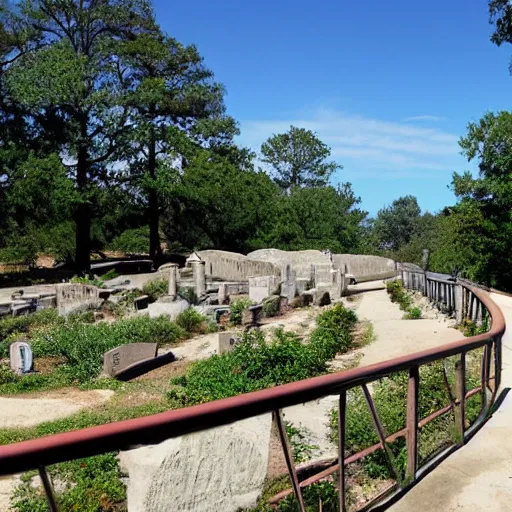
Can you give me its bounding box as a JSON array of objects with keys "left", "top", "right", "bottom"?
[
  {"left": 175, "top": 308, "right": 208, "bottom": 334},
  {"left": 403, "top": 307, "right": 422, "bottom": 320}
]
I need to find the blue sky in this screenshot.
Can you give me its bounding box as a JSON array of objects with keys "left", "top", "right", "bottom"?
[{"left": 154, "top": 0, "right": 512, "bottom": 216}]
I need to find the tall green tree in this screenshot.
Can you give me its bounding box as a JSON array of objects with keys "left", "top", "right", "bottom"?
[
  {"left": 1, "top": 0, "right": 158, "bottom": 272},
  {"left": 373, "top": 195, "right": 422, "bottom": 252},
  {"left": 261, "top": 125, "right": 341, "bottom": 190},
  {"left": 118, "top": 33, "right": 240, "bottom": 263}
]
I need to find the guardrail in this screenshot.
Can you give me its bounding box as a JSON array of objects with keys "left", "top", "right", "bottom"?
[{"left": 0, "top": 273, "right": 505, "bottom": 512}]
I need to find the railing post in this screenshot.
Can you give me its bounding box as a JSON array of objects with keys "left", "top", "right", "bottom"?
[
  {"left": 406, "top": 366, "right": 419, "bottom": 482},
  {"left": 455, "top": 354, "right": 466, "bottom": 445},
  {"left": 338, "top": 391, "right": 347, "bottom": 512},
  {"left": 273, "top": 409, "right": 306, "bottom": 512},
  {"left": 39, "top": 466, "right": 58, "bottom": 512}
]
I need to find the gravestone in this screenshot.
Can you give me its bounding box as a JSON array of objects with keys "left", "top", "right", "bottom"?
[
  {"left": 9, "top": 341, "right": 33, "bottom": 375},
  {"left": 103, "top": 343, "right": 158, "bottom": 378},
  {"left": 280, "top": 264, "right": 297, "bottom": 301},
  {"left": 218, "top": 331, "right": 240, "bottom": 354}
]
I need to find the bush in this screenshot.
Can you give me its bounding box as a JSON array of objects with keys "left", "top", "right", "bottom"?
[
  {"left": 387, "top": 280, "right": 419, "bottom": 316},
  {"left": 70, "top": 275, "right": 104, "bottom": 288},
  {"left": 175, "top": 308, "right": 207, "bottom": 333},
  {"left": 142, "top": 279, "right": 168, "bottom": 302},
  {"left": 29, "top": 315, "right": 186, "bottom": 382},
  {"left": 262, "top": 295, "right": 281, "bottom": 318},
  {"left": 229, "top": 298, "right": 254, "bottom": 325},
  {"left": 404, "top": 307, "right": 422, "bottom": 320},
  {"left": 178, "top": 286, "right": 198, "bottom": 305},
  {"left": 169, "top": 304, "right": 357, "bottom": 406},
  {"left": 109, "top": 226, "right": 149, "bottom": 254}
]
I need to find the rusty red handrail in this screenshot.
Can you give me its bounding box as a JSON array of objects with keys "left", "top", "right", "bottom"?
[{"left": 0, "top": 283, "right": 505, "bottom": 479}]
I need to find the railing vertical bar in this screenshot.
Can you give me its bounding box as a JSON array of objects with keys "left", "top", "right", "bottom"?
[
  {"left": 455, "top": 353, "right": 466, "bottom": 445},
  {"left": 481, "top": 343, "right": 490, "bottom": 411},
  {"left": 273, "top": 409, "right": 306, "bottom": 512},
  {"left": 39, "top": 465, "right": 58, "bottom": 512},
  {"left": 362, "top": 384, "right": 401, "bottom": 483},
  {"left": 338, "top": 391, "right": 347, "bottom": 512},
  {"left": 406, "top": 366, "right": 419, "bottom": 482}
]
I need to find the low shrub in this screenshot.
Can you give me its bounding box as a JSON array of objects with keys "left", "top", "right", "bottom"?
[
  {"left": 178, "top": 286, "right": 198, "bottom": 305},
  {"left": 285, "top": 422, "right": 319, "bottom": 463},
  {"left": 175, "top": 308, "right": 208, "bottom": 333},
  {"left": 169, "top": 304, "right": 357, "bottom": 406},
  {"left": 262, "top": 295, "right": 281, "bottom": 318},
  {"left": 229, "top": 297, "right": 254, "bottom": 325},
  {"left": 404, "top": 307, "right": 422, "bottom": 320},
  {"left": 100, "top": 269, "right": 119, "bottom": 282},
  {"left": 70, "top": 275, "right": 105, "bottom": 288},
  {"left": 0, "top": 309, "right": 64, "bottom": 356},
  {"left": 142, "top": 279, "right": 168, "bottom": 302},
  {"left": 30, "top": 315, "right": 186, "bottom": 382}
]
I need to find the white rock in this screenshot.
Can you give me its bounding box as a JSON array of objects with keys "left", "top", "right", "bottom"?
[{"left": 119, "top": 414, "right": 271, "bottom": 512}]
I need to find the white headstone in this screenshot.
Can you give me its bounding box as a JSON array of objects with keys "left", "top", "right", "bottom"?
[{"left": 10, "top": 341, "right": 33, "bottom": 375}]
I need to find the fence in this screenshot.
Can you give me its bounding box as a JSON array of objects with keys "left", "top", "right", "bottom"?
[{"left": 0, "top": 273, "right": 505, "bottom": 511}]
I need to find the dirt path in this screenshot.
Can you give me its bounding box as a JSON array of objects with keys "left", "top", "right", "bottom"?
[
  {"left": 283, "top": 287, "right": 463, "bottom": 461},
  {"left": 0, "top": 389, "right": 114, "bottom": 429}
]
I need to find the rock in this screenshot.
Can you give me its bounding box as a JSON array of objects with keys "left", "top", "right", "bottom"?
[
  {"left": 148, "top": 298, "right": 189, "bottom": 320},
  {"left": 119, "top": 414, "right": 272, "bottom": 512}
]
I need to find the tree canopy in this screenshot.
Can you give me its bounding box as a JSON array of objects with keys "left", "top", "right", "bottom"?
[{"left": 261, "top": 125, "right": 341, "bottom": 190}]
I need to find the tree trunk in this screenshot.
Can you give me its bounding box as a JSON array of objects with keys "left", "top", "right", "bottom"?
[
  {"left": 75, "top": 145, "right": 91, "bottom": 273},
  {"left": 148, "top": 128, "right": 162, "bottom": 265},
  {"left": 75, "top": 116, "right": 91, "bottom": 273}
]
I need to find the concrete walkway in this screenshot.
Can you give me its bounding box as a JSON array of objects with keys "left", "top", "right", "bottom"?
[{"left": 390, "top": 292, "right": 512, "bottom": 512}]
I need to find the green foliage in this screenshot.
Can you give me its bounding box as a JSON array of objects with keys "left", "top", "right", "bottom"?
[
  {"left": 262, "top": 295, "right": 281, "bottom": 318},
  {"left": 100, "top": 269, "right": 119, "bottom": 282},
  {"left": 285, "top": 422, "right": 319, "bottom": 463},
  {"left": 70, "top": 275, "right": 104, "bottom": 289},
  {"left": 109, "top": 227, "right": 150, "bottom": 254},
  {"left": 229, "top": 298, "right": 254, "bottom": 325},
  {"left": 373, "top": 195, "right": 421, "bottom": 252},
  {"left": 0, "top": 309, "right": 63, "bottom": 355},
  {"left": 169, "top": 304, "right": 356, "bottom": 406},
  {"left": 329, "top": 361, "right": 482, "bottom": 480},
  {"left": 386, "top": 280, "right": 414, "bottom": 312},
  {"left": 175, "top": 308, "right": 207, "bottom": 333},
  {"left": 261, "top": 126, "right": 341, "bottom": 190},
  {"left": 178, "top": 286, "right": 198, "bottom": 305},
  {"left": 29, "top": 316, "right": 186, "bottom": 382},
  {"left": 142, "top": 279, "right": 168, "bottom": 302},
  {"left": 12, "top": 453, "right": 126, "bottom": 512},
  {"left": 404, "top": 307, "right": 422, "bottom": 320}
]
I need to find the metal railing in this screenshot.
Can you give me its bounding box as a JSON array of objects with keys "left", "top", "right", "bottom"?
[{"left": 0, "top": 274, "right": 505, "bottom": 511}]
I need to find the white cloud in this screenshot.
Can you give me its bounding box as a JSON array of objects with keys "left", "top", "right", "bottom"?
[
  {"left": 238, "top": 108, "right": 462, "bottom": 177},
  {"left": 403, "top": 115, "right": 446, "bottom": 122}
]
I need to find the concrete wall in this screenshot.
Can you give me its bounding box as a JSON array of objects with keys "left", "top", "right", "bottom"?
[
  {"left": 332, "top": 254, "right": 395, "bottom": 277},
  {"left": 197, "top": 250, "right": 280, "bottom": 282},
  {"left": 248, "top": 249, "right": 331, "bottom": 280}
]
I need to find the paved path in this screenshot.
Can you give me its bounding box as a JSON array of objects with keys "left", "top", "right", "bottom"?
[{"left": 390, "top": 292, "right": 512, "bottom": 512}]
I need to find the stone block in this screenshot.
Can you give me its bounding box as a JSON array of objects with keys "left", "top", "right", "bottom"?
[
  {"left": 148, "top": 298, "right": 189, "bottom": 320},
  {"left": 12, "top": 304, "right": 33, "bottom": 316},
  {"left": 10, "top": 341, "right": 33, "bottom": 375},
  {"left": 103, "top": 343, "right": 158, "bottom": 378},
  {"left": 218, "top": 331, "right": 240, "bottom": 354},
  {"left": 56, "top": 283, "right": 100, "bottom": 315},
  {"left": 119, "top": 414, "right": 272, "bottom": 512},
  {"left": 134, "top": 295, "right": 149, "bottom": 311},
  {"left": 248, "top": 275, "right": 278, "bottom": 303},
  {"left": 38, "top": 295, "right": 57, "bottom": 309}
]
